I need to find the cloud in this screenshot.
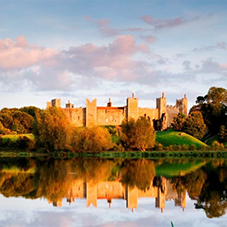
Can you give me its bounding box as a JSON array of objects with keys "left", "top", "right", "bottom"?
[
  {"left": 140, "top": 35, "right": 156, "bottom": 44},
  {"left": 84, "top": 15, "right": 92, "bottom": 22},
  {"left": 0, "top": 35, "right": 151, "bottom": 92},
  {"left": 96, "top": 19, "right": 144, "bottom": 37},
  {"left": 193, "top": 42, "right": 227, "bottom": 52},
  {"left": 141, "top": 15, "right": 201, "bottom": 31},
  {"left": 0, "top": 36, "right": 59, "bottom": 70},
  {"left": 61, "top": 35, "right": 150, "bottom": 82},
  {"left": 183, "top": 61, "right": 192, "bottom": 71},
  {"left": 1, "top": 35, "right": 226, "bottom": 95}
]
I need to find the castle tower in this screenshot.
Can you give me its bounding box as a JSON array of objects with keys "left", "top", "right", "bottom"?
[
  {"left": 155, "top": 188, "right": 166, "bottom": 212},
  {"left": 181, "top": 190, "right": 187, "bottom": 211},
  {"left": 176, "top": 94, "right": 188, "bottom": 116},
  {"left": 46, "top": 99, "right": 61, "bottom": 108},
  {"left": 156, "top": 93, "right": 166, "bottom": 119},
  {"left": 182, "top": 94, "right": 188, "bottom": 116},
  {"left": 66, "top": 100, "right": 74, "bottom": 108},
  {"left": 86, "top": 99, "right": 97, "bottom": 127},
  {"left": 126, "top": 93, "right": 139, "bottom": 121},
  {"left": 126, "top": 186, "right": 138, "bottom": 211},
  {"left": 107, "top": 98, "right": 112, "bottom": 107},
  {"left": 86, "top": 182, "right": 97, "bottom": 207}
]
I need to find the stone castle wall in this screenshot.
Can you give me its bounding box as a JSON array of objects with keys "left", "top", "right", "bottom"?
[
  {"left": 166, "top": 105, "right": 180, "bottom": 128},
  {"left": 138, "top": 108, "right": 159, "bottom": 122},
  {"left": 97, "top": 107, "right": 126, "bottom": 126},
  {"left": 47, "top": 93, "right": 188, "bottom": 130}
]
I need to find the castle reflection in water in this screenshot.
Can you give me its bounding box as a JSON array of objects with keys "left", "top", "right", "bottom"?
[{"left": 49, "top": 177, "right": 186, "bottom": 212}]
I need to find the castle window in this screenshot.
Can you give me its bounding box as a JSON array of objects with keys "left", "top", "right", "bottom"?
[
  {"left": 78, "top": 116, "right": 80, "bottom": 120},
  {"left": 105, "top": 109, "right": 107, "bottom": 113}
]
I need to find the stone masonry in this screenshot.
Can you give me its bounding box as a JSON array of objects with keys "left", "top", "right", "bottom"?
[{"left": 46, "top": 93, "right": 188, "bottom": 130}]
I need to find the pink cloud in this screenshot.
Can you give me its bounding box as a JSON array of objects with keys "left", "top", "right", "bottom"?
[
  {"left": 0, "top": 36, "right": 58, "bottom": 70},
  {"left": 0, "top": 35, "right": 152, "bottom": 91},
  {"left": 142, "top": 36, "right": 156, "bottom": 44},
  {"left": 141, "top": 15, "right": 153, "bottom": 24},
  {"left": 220, "top": 63, "right": 227, "bottom": 69},
  {"left": 84, "top": 15, "right": 92, "bottom": 22},
  {"left": 61, "top": 35, "right": 150, "bottom": 82},
  {"left": 141, "top": 15, "right": 201, "bottom": 30},
  {"left": 96, "top": 19, "right": 144, "bottom": 37},
  {"left": 97, "top": 19, "right": 109, "bottom": 27}
]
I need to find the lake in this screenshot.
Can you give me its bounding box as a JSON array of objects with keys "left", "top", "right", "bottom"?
[{"left": 0, "top": 157, "right": 227, "bottom": 227}]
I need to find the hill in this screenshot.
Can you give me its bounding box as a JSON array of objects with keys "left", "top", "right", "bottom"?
[
  {"left": 156, "top": 130, "right": 207, "bottom": 149},
  {"left": 1, "top": 134, "right": 34, "bottom": 143}
]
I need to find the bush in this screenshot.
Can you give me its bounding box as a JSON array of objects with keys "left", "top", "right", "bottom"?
[
  {"left": 16, "top": 136, "right": 36, "bottom": 151},
  {"left": 190, "top": 144, "right": 197, "bottom": 151},
  {"left": 0, "top": 137, "right": 4, "bottom": 147},
  {"left": 182, "top": 144, "right": 189, "bottom": 151},
  {"left": 211, "top": 141, "right": 224, "bottom": 151},
  {"left": 71, "top": 126, "right": 113, "bottom": 153},
  {"left": 154, "top": 143, "right": 163, "bottom": 151},
  {"left": 33, "top": 107, "right": 72, "bottom": 151},
  {"left": 121, "top": 117, "right": 155, "bottom": 151}
]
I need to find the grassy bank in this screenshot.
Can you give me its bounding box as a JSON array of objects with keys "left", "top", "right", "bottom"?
[
  {"left": 1, "top": 130, "right": 226, "bottom": 153},
  {"left": 1, "top": 150, "right": 227, "bottom": 159},
  {"left": 156, "top": 130, "right": 207, "bottom": 148},
  {"left": 1, "top": 134, "right": 34, "bottom": 143}
]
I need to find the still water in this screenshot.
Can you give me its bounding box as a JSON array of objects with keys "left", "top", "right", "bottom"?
[{"left": 0, "top": 157, "right": 227, "bottom": 227}]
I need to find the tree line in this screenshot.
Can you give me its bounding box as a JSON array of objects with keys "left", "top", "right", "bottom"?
[
  {"left": 33, "top": 106, "right": 155, "bottom": 152},
  {"left": 0, "top": 86, "right": 226, "bottom": 152},
  {"left": 171, "top": 86, "right": 227, "bottom": 143}
]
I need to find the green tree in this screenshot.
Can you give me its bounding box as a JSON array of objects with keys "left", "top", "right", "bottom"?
[
  {"left": 12, "top": 111, "right": 33, "bottom": 133},
  {"left": 33, "top": 107, "right": 72, "bottom": 151},
  {"left": 218, "top": 125, "right": 227, "bottom": 143},
  {"left": 20, "top": 106, "right": 42, "bottom": 118},
  {"left": 171, "top": 113, "right": 186, "bottom": 131},
  {"left": 121, "top": 117, "right": 155, "bottom": 151},
  {"left": 182, "top": 111, "right": 206, "bottom": 140},
  {"left": 193, "top": 87, "right": 227, "bottom": 135}
]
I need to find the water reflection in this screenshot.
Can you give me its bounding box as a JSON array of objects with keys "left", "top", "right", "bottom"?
[{"left": 0, "top": 158, "right": 227, "bottom": 218}]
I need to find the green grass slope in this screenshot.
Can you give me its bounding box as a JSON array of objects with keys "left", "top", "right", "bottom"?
[
  {"left": 156, "top": 130, "right": 207, "bottom": 148},
  {"left": 156, "top": 160, "right": 206, "bottom": 177},
  {"left": 1, "top": 134, "right": 34, "bottom": 143}
]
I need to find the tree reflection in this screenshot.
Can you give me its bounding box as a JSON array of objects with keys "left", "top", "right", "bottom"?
[
  {"left": 1, "top": 157, "right": 227, "bottom": 217},
  {"left": 120, "top": 159, "right": 155, "bottom": 191}
]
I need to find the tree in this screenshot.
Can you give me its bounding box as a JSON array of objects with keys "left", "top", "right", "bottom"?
[
  {"left": 33, "top": 107, "right": 72, "bottom": 151},
  {"left": 193, "top": 87, "right": 227, "bottom": 135},
  {"left": 218, "top": 125, "right": 227, "bottom": 143},
  {"left": 121, "top": 159, "right": 155, "bottom": 190},
  {"left": 171, "top": 113, "right": 186, "bottom": 131},
  {"left": 121, "top": 117, "right": 155, "bottom": 151},
  {"left": 0, "top": 113, "right": 13, "bottom": 129},
  {"left": 71, "top": 126, "right": 113, "bottom": 153},
  {"left": 182, "top": 111, "right": 206, "bottom": 140},
  {"left": 20, "top": 106, "right": 42, "bottom": 118}
]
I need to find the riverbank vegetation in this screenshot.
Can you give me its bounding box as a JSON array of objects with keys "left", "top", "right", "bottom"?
[{"left": 0, "top": 86, "right": 227, "bottom": 153}]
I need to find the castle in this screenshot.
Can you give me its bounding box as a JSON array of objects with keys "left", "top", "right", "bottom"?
[
  {"left": 49, "top": 177, "right": 187, "bottom": 212},
  {"left": 47, "top": 93, "right": 188, "bottom": 130}
]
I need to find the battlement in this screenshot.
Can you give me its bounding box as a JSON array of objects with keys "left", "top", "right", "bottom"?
[{"left": 46, "top": 93, "right": 187, "bottom": 130}]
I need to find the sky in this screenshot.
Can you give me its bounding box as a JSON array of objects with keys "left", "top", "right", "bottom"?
[
  {"left": 1, "top": 195, "right": 227, "bottom": 227},
  {"left": 0, "top": 0, "right": 227, "bottom": 110}
]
